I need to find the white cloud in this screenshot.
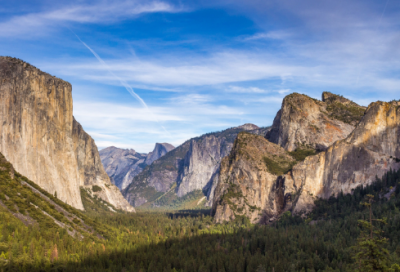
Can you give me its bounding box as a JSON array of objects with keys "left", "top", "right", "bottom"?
[
  {"left": 168, "top": 94, "right": 212, "bottom": 104},
  {"left": 225, "top": 86, "right": 268, "bottom": 93},
  {"left": 74, "top": 101, "right": 184, "bottom": 123},
  {"left": 0, "top": 1, "right": 184, "bottom": 37},
  {"left": 46, "top": 51, "right": 304, "bottom": 87},
  {"left": 277, "top": 89, "right": 290, "bottom": 94},
  {"left": 244, "top": 30, "right": 293, "bottom": 41}
]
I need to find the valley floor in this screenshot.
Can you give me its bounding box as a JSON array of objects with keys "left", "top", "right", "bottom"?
[{"left": 2, "top": 169, "right": 400, "bottom": 272}]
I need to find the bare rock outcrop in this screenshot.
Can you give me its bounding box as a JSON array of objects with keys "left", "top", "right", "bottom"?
[
  {"left": 212, "top": 99, "right": 400, "bottom": 223},
  {"left": 176, "top": 135, "right": 233, "bottom": 197},
  {"left": 283, "top": 101, "right": 400, "bottom": 214},
  {"left": 212, "top": 132, "right": 296, "bottom": 223},
  {"left": 0, "top": 56, "right": 134, "bottom": 212},
  {"left": 266, "top": 92, "right": 365, "bottom": 151},
  {"left": 145, "top": 143, "right": 175, "bottom": 165}
]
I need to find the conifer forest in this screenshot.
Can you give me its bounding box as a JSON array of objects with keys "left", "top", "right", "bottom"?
[{"left": 2, "top": 159, "right": 400, "bottom": 272}]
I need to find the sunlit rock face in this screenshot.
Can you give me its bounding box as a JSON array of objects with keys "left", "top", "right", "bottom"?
[
  {"left": 212, "top": 93, "right": 400, "bottom": 223},
  {"left": 266, "top": 92, "right": 365, "bottom": 152},
  {"left": 285, "top": 101, "right": 400, "bottom": 214},
  {"left": 0, "top": 56, "right": 134, "bottom": 212},
  {"left": 212, "top": 132, "right": 296, "bottom": 224}
]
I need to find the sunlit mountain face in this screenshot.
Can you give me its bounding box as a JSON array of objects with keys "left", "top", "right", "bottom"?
[{"left": 1, "top": 0, "right": 399, "bottom": 153}]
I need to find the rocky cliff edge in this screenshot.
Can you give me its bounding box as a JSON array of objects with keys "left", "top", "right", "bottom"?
[
  {"left": 212, "top": 99, "right": 400, "bottom": 223},
  {"left": 0, "top": 56, "right": 134, "bottom": 212}
]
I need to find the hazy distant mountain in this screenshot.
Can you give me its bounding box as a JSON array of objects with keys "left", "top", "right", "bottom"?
[
  {"left": 123, "top": 124, "right": 270, "bottom": 208},
  {"left": 100, "top": 143, "right": 175, "bottom": 191}
]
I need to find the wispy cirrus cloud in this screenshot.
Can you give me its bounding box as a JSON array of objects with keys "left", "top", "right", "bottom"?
[
  {"left": 225, "top": 86, "right": 268, "bottom": 93},
  {"left": 0, "top": 1, "right": 185, "bottom": 37},
  {"left": 243, "top": 30, "right": 293, "bottom": 41},
  {"left": 45, "top": 51, "right": 304, "bottom": 87}
]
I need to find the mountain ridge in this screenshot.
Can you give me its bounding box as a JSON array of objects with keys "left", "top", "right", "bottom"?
[
  {"left": 123, "top": 125, "right": 270, "bottom": 208},
  {"left": 100, "top": 143, "right": 175, "bottom": 191},
  {"left": 212, "top": 92, "right": 390, "bottom": 223}
]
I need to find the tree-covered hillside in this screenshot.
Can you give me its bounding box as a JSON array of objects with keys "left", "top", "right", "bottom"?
[{"left": 2, "top": 150, "right": 400, "bottom": 271}]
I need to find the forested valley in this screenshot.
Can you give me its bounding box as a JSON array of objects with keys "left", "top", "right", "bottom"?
[{"left": 2, "top": 153, "right": 400, "bottom": 272}]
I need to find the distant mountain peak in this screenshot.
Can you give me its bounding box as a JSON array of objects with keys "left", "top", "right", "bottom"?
[
  {"left": 145, "top": 143, "right": 175, "bottom": 165},
  {"left": 234, "top": 123, "right": 259, "bottom": 130},
  {"left": 100, "top": 143, "right": 175, "bottom": 191}
]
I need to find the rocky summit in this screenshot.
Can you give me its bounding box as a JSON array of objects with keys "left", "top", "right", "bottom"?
[
  {"left": 0, "top": 57, "right": 134, "bottom": 212},
  {"left": 266, "top": 92, "right": 365, "bottom": 152},
  {"left": 212, "top": 93, "right": 400, "bottom": 223},
  {"left": 100, "top": 143, "right": 175, "bottom": 191},
  {"left": 145, "top": 143, "right": 175, "bottom": 165}
]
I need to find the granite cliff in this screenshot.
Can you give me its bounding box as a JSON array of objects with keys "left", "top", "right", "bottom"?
[
  {"left": 266, "top": 92, "right": 365, "bottom": 151},
  {"left": 212, "top": 93, "right": 400, "bottom": 223},
  {"left": 145, "top": 143, "right": 175, "bottom": 165},
  {"left": 283, "top": 100, "right": 400, "bottom": 215},
  {"left": 100, "top": 143, "right": 174, "bottom": 191},
  {"left": 212, "top": 132, "right": 296, "bottom": 223},
  {"left": 0, "top": 56, "right": 134, "bottom": 212},
  {"left": 123, "top": 125, "right": 270, "bottom": 208}
]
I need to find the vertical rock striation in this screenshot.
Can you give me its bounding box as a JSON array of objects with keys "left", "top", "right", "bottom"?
[
  {"left": 176, "top": 135, "right": 233, "bottom": 198},
  {"left": 0, "top": 56, "right": 134, "bottom": 212},
  {"left": 284, "top": 101, "right": 400, "bottom": 214}
]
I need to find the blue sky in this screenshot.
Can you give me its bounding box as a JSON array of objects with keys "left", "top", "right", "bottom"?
[{"left": 1, "top": 0, "right": 399, "bottom": 152}]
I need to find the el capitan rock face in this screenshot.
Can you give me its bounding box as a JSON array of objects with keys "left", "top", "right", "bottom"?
[
  {"left": 212, "top": 96, "right": 400, "bottom": 223},
  {"left": 99, "top": 143, "right": 175, "bottom": 191},
  {"left": 0, "top": 56, "right": 134, "bottom": 212},
  {"left": 266, "top": 92, "right": 365, "bottom": 152}
]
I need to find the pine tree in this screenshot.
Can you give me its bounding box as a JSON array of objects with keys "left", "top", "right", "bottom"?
[{"left": 352, "top": 195, "right": 391, "bottom": 271}]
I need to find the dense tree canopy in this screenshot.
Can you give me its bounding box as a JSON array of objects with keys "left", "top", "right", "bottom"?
[{"left": 2, "top": 166, "right": 400, "bottom": 271}]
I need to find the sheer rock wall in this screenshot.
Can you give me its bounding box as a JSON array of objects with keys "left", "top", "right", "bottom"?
[{"left": 0, "top": 57, "right": 134, "bottom": 212}]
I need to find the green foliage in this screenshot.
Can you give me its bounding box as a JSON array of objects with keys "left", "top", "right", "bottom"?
[
  {"left": 352, "top": 195, "right": 392, "bottom": 271},
  {"left": 263, "top": 156, "right": 295, "bottom": 175},
  {"left": 326, "top": 100, "right": 365, "bottom": 124},
  {"left": 91, "top": 185, "right": 102, "bottom": 192},
  {"left": 4, "top": 150, "right": 400, "bottom": 271},
  {"left": 289, "top": 148, "right": 316, "bottom": 161},
  {"left": 150, "top": 188, "right": 206, "bottom": 210}
]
